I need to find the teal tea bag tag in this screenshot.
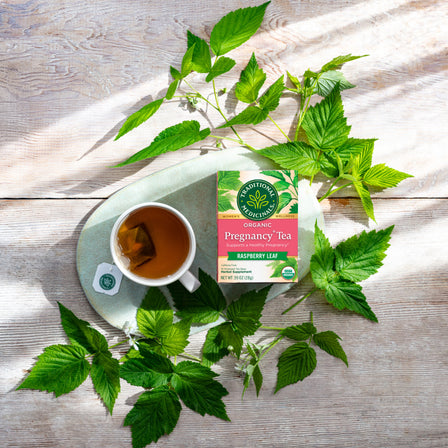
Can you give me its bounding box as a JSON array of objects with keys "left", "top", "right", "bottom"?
[{"left": 92, "top": 262, "right": 123, "bottom": 296}]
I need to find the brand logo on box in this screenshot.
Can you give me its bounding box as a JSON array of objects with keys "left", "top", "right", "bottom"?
[{"left": 237, "top": 179, "right": 279, "bottom": 221}]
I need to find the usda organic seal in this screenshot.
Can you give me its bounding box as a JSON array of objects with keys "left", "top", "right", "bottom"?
[{"left": 237, "top": 179, "right": 279, "bottom": 221}]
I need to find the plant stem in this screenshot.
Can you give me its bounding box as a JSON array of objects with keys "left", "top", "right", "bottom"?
[
  {"left": 282, "top": 287, "right": 318, "bottom": 315},
  {"left": 319, "top": 181, "right": 353, "bottom": 202},
  {"left": 260, "top": 325, "right": 284, "bottom": 331},
  {"left": 209, "top": 134, "right": 258, "bottom": 152},
  {"left": 108, "top": 339, "right": 129, "bottom": 350},
  {"left": 212, "top": 79, "right": 243, "bottom": 142},
  {"left": 180, "top": 352, "right": 202, "bottom": 363},
  {"left": 267, "top": 113, "right": 291, "bottom": 142},
  {"left": 183, "top": 79, "right": 219, "bottom": 112}
]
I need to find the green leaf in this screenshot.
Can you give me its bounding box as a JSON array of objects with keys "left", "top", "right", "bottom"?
[
  {"left": 286, "top": 70, "right": 301, "bottom": 90},
  {"left": 119, "top": 347, "right": 142, "bottom": 363},
  {"left": 171, "top": 361, "right": 230, "bottom": 421},
  {"left": 168, "top": 269, "right": 227, "bottom": 324},
  {"left": 217, "top": 322, "right": 244, "bottom": 358},
  {"left": 281, "top": 322, "right": 317, "bottom": 341},
  {"left": 136, "top": 288, "right": 173, "bottom": 339},
  {"left": 324, "top": 278, "right": 378, "bottom": 322},
  {"left": 120, "top": 349, "right": 174, "bottom": 388},
  {"left": 187, "top": 31, "right": 212, "bottom": 73},
  {"left": 181, "top": 43, "right": 196, "bottom": 78},
  {"left": 115, "top": 98, "right": 164, "bottom": 141},
  {"left": 57, "top": 302, "right": 107, "bottom": 354},
  {"left": 166, "top": 79, "right": 179, "bottom": 100},
  {"left": 202, "top": 326, "right": 230, "bottom": 367},
  {"left": 17, "top": 345, "right": 90, "bottom": 397},
  {"left": 313, "top": 331, "right": 348, "bottom": 366},
  {"left": 289, "top": 202, "right": 298, "bottom": 214},
  {"left": 217, "top": 191, "right": 234, "bottom": 212},
  {"left": 116, "top": 120, "right": 211, "bottom": 166},
  {"left": 321, "top": 54, "right": 367, "bottom": 72},
  {"left": 363, "top": 164, "right": 412, "bottom": 189},
  {"left": 218, "top": 171, "right": 242, "bottom": 190},
  {"left": 210, "top": 2, "right": 270, "bottom": 56},
  {"left": 258, "top": 75, "right": 285, "bottom": 112},
  {"left": 260, "top": 170, "right": 286, "bottom": 180},
  {"left": 302, "top": 87, "right": 351, "bottom": 150},
  {"left": 91, "top": 351, "right": 120, "bottom": 415},
  {"left": 315, "top": 70, "right": 355, "bottom": 97},
  {"left": 277, "top": 192, "right": 292, "bottom": 213},
  {"left": 335, "top": 226, "right": 394, "bottom": 282},
  {"left": 242, "top": 345, "right": 263, "bottom": 397},
  {"left": 258, "top": 141, "right": 320, "bottom": 176},
  {"left": 273, "top": 180, "right": 291, "bottom": 191},
  {"left": 275, "top": 342, "right": 316, "bottom": 392},
  {"left": 310, "top": 223, "right": 336, "bottom": 290},
  {"left": 227, "top": 286, "right": 270, "bottom": 337},
  {"left": 351, "top": 140, "right": 374, "bottom": 179},
  {"left": 353, "top": 180, "right": 375, "bottom": 221},
  {"left": 160, "top": 318, "right": 191, "bottom": 356},
  {"left": 217, "top": 105, "right": 268, "bottom": 128},
  {"left": 235, "top": 53, "right": 266, "bottom": 103},
  {"left": 124, "top": 387, "right": 181, "bottom": 447},
  {"left": 335, "top": 138, "right": 377, "bottom": 163},
  {"left": 205, "top": 56, "right": 236, "bottom": 82},
  {"left": 170, "top": 65, "right": 181, "bottom": 80}
]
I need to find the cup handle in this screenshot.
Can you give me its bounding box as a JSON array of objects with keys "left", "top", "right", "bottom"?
[{"left": 179, "top": 270, "right": 201, "bottom": 293}]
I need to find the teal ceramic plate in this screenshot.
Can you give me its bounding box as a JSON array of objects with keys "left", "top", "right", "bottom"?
[{"left": 76, "top": 148, "right": 324, "bottom": 334}]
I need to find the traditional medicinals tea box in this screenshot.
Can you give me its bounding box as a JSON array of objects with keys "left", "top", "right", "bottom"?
[{"left": 217, "top": 170, "right": 298, "bottom": 283}]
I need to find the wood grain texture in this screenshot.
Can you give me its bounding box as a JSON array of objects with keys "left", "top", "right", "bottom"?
[{"left": 1, "top": 0, "right": 447, "bottom": 447}]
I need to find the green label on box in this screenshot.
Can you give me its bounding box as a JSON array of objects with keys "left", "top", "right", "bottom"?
[{"left": 228, "top": 251, "right": 288, "bottom": 261}]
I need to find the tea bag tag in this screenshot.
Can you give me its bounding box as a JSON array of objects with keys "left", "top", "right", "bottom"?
[{"left": 92, "top": 262, "right": 123, "bottom": 296}]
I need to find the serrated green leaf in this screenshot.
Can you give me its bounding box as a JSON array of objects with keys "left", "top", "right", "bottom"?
[
  {"left": 136, "top": 288, "right": 173, "bottom": 339},
  {"left": 353, "top": 180, "right": 375, "bottom": 221},
  {"left": 171, "top": 361, "right": 230, "bottom": 421},
  {"left": 217, "top": 322, "right": 244, "bottom": 358},
  {"left": 302, "top": 87, "right": 351, "bottom": 151},
  {"left": 321, "top": 54, "right": 367, "bottom": 72},
  {"left": 17, "top": 345, "right": 90, "bottom": 397},
  {"left": 335, "top": 226, "right": 394, "bottom": 282},
  {"left": 218, "top": 105, "right": 268, "bottom": 128},
  {"left": 120, "top": 349, "right": 174, "bottom": 388},
  {"left": 235, "top": 53, "right": 266, "bottom": 103},
  {"left": 168, "top": 269, "right": 227, "bottom": 324},
  {"left": 243, "top": 360, "right": 263, "bottom": 397},
  {"left": 210, "top": 2, "right": 270, "bottom": 56},
  {"left": 310, "top": 223, "right": 336, "bottom": 289},
  {"left": 277, "top": 192, "right": 292, "bottom": 213},
  {"left": 319, "top": 151, "right": 340, "bottom": 178},
  {"left": 187, "top": 30, "right": 212, "bottom": 73},
  {"left": 166, "top": 79, "right": 179, "bottom": 100},
  {"left": 91, "top": 351, "right": 120, "bottom": 415},
  {"left": 227, "top": 286, "right": 270, "bottom": 337},
  {"left": 181, "top": 43, "right": 196, "bottom": 78},
  {"left": 289, "top": 202, "right": 298, "bottom": 214},
  {"left": 124, "top": 387, "right": 181, "bottom": 447},
  {"left": 115, "top": 98, "right": 164, "bottom": 141},
  {"left": 201, "top": 326, "right": 230, "bottom": 367},
  {"left": 217, "top": 191, "right": 234, "bottom": 212},
  {"left": 281, "top": 322, "right": 317, "bottom": 341},
  {"left": 206, "top": 56, "right": 236, "bottom": 82},
  {"left": 324, "top": 278, "right": 378, "bottom": 322},
  {"left": 258, "top": 75, "right": 285, "bottom": 112},
  {"left": 315, "top": 70, "right": 355, "bottom": 97},
  {"left": 335, "top": 138, "right": 377, "bottom": 162},
  {"left": 275, "top": 342, "right": 316, "bottom": 392},
  {"left": 119, "top": 347, "right": 142, "bottom": 363},
  {"left": 363, "top": 164, "right": 412, "bottom": 189},
  {"left": 116, "top": 120, "right": 210, "bottom": 166},
  {"left": 258, "top": 141, "right": 320, "bottom": 176},
  {"left": 57, "top": 302, "right": 108, "bottom": 354},
  {"left": 161, "top": 319, "right": 191, "bottom": 356},
  {"left": 351, "top": 140, "right": 374, "bottom": 179},
  {"left": 313, "top": 331, "right": 348, "bottom": 366},
  {"left": 218, "top": 171, "right": 242, "bottom": 190}
]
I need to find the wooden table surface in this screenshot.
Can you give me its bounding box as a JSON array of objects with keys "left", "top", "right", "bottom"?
[{"left": 1, "top": 1, "right": 447, "bottom": 447}]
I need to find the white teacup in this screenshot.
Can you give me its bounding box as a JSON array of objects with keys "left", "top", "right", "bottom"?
[{"left": 110, "top": 202, "right": 200, "bottom": 292}]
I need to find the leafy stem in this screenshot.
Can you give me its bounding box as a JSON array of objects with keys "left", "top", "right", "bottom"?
[
  {"left": 282, "top": 287, "right": 318, "bottom": 315},
  {"left": 267, "top": 113, "right": 291, "bottom": 142},
  {"left": 319, "top": 179, "right": 354, "bottom": 202}
]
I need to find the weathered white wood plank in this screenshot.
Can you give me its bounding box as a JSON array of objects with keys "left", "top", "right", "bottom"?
[
  {"left": 1, "top": 197, "right": 447, "bottom": 447},
  {"left": 0, "top": 0, "right": 446, "bottom": 198}
]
